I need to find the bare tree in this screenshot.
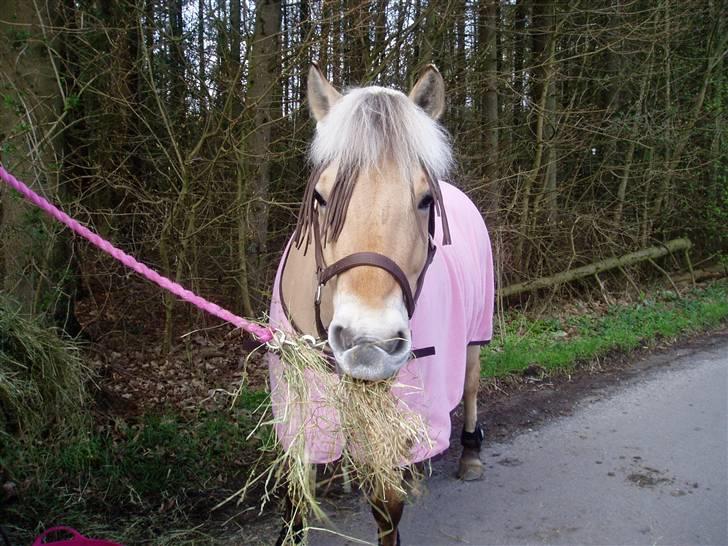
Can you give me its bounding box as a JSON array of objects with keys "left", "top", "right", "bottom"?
[{"left": 240, "top": 0, "right": 282, "bottom": 310}]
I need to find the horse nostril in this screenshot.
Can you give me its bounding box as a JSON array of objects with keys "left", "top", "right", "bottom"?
[
  {"left": 381, "top": 331, "right": 409, "bottom": 356},
  {"left": 331, "top": 325, "right": 356, "bottom": 351},
  {"left": 331, "top": 326, "right": 409, "bottom": 356}
]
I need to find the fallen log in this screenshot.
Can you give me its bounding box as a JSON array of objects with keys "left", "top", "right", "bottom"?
[
  {"left": 672, "top": 265, "right": 726, "bottom": 285},
  {"left": 499, "top": 237, "right": 692, "bottom": 298}
]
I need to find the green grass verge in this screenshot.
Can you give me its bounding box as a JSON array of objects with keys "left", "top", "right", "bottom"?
[
  {"left": 1, "top": 402, "right": 270, "bottom": 544},
  {"left": 482, "top": 280, "right": 728, "bottom": 377},
  {"left": 0, "top": 294, "right": 273, "bottom": 544}
]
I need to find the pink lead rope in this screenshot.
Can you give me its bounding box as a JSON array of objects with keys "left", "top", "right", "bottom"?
[
  {"left": 0, "top": 164, "right": 273, "bottom": 343},
  {"left": 31, "top": 526, "right": 123, "bottom": 546}
]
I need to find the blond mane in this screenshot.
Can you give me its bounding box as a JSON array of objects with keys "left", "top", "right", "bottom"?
[
  {"left": 310, "top": 86, "right": 452, "bottom": 181},
  {"left": 295, "top": 85, "right": 453, "bottom": 250}
]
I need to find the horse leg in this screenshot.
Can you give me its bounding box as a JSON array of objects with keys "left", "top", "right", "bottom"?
[
  {"left": 275, "top": 464, "right": 316, "bottom": 546},
  {"left": 275, "top": 491, "right": 305, "bottom": 546},
  {"left": 370, "top": 486, "right": 404, "bottom": 546},
  {"left": 457, "top": 345, "right": 484, "bottom": 480}
]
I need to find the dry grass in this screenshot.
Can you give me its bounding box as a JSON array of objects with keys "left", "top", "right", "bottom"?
[
  {"left": 335, "top": 377, "right": 429, "bottom": 502},
  {"left": 0, "top": 295, "right": 90, "bottom": 439},
  {"left": 225, "top": 332, "right": 430, "bottom": 544}
]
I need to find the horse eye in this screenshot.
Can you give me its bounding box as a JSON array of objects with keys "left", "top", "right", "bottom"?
[
  {"left": 313, "top": 190, "right": 327, "bottom": 207},
  {"left": 418, "top": 194, "right": 433, "bottom": 210}
]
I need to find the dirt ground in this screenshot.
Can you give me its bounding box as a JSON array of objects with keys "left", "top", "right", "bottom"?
[{"left": 74, "top": 256, "right": 269, "bottom": 419}]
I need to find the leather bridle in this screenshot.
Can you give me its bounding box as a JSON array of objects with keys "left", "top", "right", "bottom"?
[
  {"left": 288, "top": 163, "right": 451, "bottom": 359},
  {"left": 310, "top": 194, "right": 439, "bottom": 342}
]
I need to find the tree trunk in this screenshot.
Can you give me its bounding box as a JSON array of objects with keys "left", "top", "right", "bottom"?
[
  {"left": 241, "top": 0, "right": 281, "bottom": 311},
  {"left": 392, "top": 1, "right": 408, "bottom": 85},
  {"left": 373, "top": 0, "right": 388, "bottom": 76},
  {"left": 515, "top": 0, "right": 556, "bottom": 269},
  {"left": 452, "top": 0, "right": 467, "bottom": 118},
  {"left": 230, "top": 0, "right": 242, "bottom": 118},
  {"left": 167, "top": 0, "right": 185, "bottom": 123},
  {"left": 512, "top": 0, "right": 527, "bottom": 130},
  {"left": 332, "top": 0, "right": 343, "bottom": 86},
  {"left": 536, "top": 0, "right": 557, "bottom": 224},
  {"left": 0, "top": 0, "right": 77, "bottom": 330},
  {"left": 299, "top": 0, "right": 311, "bottom": 106},
  {"left": 480, "top": 0, "right": 499, "bottom": 214},
  {"left": 345, "top": 0, "right": 370, "bottom": 84},
  {"left": 501, "top": 238, "right": 693, "bottom": 297},
  {"left": 320, "top": 0, "right": 330, "bottom": 72},
  {"left": 198, "top": 0, "right": 207, "bottom": 112}
]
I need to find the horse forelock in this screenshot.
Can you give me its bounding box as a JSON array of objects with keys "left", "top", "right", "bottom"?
[
  {"left": 310, "top": 87, "right": 452, "bottom": 181},
  {"left": 295, "top": 86, "right": 453, "bottom": 250}
]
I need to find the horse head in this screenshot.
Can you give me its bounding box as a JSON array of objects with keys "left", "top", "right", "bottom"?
[{"left": 294, "top": 64, "right": 453, "bottom": 381}]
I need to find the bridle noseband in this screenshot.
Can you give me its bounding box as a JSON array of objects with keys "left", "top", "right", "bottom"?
[{"left": 310, "top": 199, "right": 438, "bottom": 340}]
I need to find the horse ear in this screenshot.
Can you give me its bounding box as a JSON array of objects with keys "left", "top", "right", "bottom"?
[
  {"left": 307, "top": 63, "right": 342, "bottom": 121},
  {"left": 409, "top": 64, "right": 445, "bottom": 120}
]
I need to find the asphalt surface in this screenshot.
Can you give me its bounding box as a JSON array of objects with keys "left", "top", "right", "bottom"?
[{"left": 311, "top": 336, "right": 728, "bottom": 546}]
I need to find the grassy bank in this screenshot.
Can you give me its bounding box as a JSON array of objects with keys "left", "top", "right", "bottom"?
[
  {"left": 482, "top": 280, "right": 728, "bottom": 377},
  {"left": 1, "top": 401, "right": 269, "bottom": 544}
]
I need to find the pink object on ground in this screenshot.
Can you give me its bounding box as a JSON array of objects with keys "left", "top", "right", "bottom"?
[
  {"left": 267, "top": 181, "right": 494, "bottom": 463},
  {"left": 32, "top": 527, "right": 123, "bottom": 546}
]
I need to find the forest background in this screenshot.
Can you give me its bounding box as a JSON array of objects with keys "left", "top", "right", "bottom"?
[
  {"left": 0, "top": 0, "right": 726, "bottom": 542},
  {"left": 1, "top": 0, "right": 725, "bottom": 340}
]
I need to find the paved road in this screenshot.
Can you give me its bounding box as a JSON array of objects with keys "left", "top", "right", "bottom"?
[{"left": 312, "top": 336, "right": 728, "bottom": 546}]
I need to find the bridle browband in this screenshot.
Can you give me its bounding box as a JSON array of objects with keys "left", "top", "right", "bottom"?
[{"left": 294, "top": 163, "right": 451, "bottom": 341}]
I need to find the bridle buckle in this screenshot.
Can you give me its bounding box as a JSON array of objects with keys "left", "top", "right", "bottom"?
[{"left": 315, "top": 282, "right": 323, "bottom": 306}]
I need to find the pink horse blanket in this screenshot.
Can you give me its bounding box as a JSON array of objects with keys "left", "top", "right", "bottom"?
[{"left": 267, "top": 181, "right": 494, "bottom": 463}]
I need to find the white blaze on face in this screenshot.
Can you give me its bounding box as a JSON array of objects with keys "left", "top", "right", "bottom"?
[{"left": 320, "top": 161, "right": 427, "bottom": 381}]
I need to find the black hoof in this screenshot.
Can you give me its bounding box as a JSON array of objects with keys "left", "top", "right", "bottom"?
[
  {"left": 457, "top": 449, "right": 484, "bottom": 481},
  {"left": 458, "top": 423, "right": 485, "bottom": 481}
]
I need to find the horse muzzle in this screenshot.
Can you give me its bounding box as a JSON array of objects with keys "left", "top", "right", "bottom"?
[{"left": 330, "top": 329, "right": 411, "bottom": 381}]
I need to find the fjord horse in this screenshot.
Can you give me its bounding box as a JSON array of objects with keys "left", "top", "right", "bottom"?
[{"left": 268, "top": 64, "right": 494, "bottom": 545}]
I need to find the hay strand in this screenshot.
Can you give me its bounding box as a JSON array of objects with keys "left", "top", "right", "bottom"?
[{"left": 335, "top": 376, "right": 429, "bottom": 501}]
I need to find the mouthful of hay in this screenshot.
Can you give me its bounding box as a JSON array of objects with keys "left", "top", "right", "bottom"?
[
  {"left": 334, "top": 376, "right": 428, "bottom": 499},
  {"left": 242, "top": 337, "right": 432, "bottom": 544}
]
